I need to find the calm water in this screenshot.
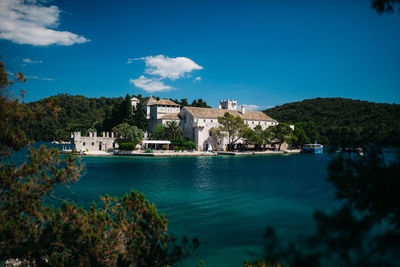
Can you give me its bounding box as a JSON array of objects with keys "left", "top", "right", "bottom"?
[{"left": 48, "top": 152, "right": 339, "bottom": 266}]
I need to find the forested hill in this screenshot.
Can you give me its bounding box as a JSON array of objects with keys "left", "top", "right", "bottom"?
[
  {"left": 264, "top": 98, "right": 400, "bottom": 146},
  {"left": 26, "top": 94, "right": 211, "bottom": 141},
  {"left": 26, "top": 94, "right": 123, "bottom": 141}
]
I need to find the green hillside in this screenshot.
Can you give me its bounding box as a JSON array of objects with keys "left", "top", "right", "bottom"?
[
  {"left": 26, "top": 94, "right": 123, "bottom": 141},
  {"left": 26, "top": 94, "right": 211, "bottom": 141},
  {"left": 264, "top": 98, "right": 400, "bottom": 147}
]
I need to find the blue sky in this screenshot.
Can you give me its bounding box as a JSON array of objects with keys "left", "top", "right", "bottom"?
[{"left": 1, "top": 0, "right": 400, "bottom": 109}]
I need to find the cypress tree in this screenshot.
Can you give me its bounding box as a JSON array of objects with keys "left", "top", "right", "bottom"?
[{"left": 133, "top": 101, "right": 149, "bottom": 130}]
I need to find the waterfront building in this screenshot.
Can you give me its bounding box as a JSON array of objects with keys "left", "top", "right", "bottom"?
[
  {"left": 146, "top": 99, "right": 181, "bottom": 131},
  {"left": 178, "top": 101, "right": 278, "bottom": 151},
  {"left": 139, "top": 98, "right": 278, "bottom": 151},
  {"left": 71, "top": 131, "right": 117, "bottom": 152}
]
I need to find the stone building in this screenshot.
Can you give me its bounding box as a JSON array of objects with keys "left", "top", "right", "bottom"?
[
  {"left": 142, "top": 97, "right": 157, "bottom": 119},
  {"left": 71, "top": 131, "right": 117, "bottom": 152},
  {"left": 132, "top": 98, "right": 278, "bottom": 151},
  {"left": 147, "top": 99, "right": 181, "bottom": 131},
  {"left": 178, "top": 100, "right": 278, "bottom": 151}
]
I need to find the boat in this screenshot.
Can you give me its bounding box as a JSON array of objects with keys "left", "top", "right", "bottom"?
[{"left": 302, "top": 143, "right": 323, "bottom": 154}]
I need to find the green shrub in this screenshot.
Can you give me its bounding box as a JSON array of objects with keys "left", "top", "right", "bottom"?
[
  {"left": 144, "top": 148, "right": 153, "bottom": 153},
  {"left": 185, "top": 140, "right": 196, "bottom": 150},
  {"left": 118, "top": 142, "right": 136, "bottom": 150},
  {"left": 172, "top": 138, "right": 196, "bottom": 151}
]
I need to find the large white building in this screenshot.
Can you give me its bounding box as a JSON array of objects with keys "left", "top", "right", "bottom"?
[{"left": 143, "top": 98, "right": 278, "bottom": 151}]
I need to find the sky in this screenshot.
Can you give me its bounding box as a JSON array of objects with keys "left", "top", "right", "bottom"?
[{"left": 1, "top": 0, "right": 400, "bottom": 109}]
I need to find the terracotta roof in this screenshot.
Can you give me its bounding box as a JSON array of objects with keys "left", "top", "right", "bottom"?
[
  {"left": 183, "top": 106, "right": 277, "bottom": 121},
  {"left": 131, "top": 97, "right": 139, "bottom": 101},
  {"left": 152, "top": 99, "right": 180, "bottom": 106},
  {"left": 160, "top": 113, "right": 180, "bottom": 120},
  {"left": 143, "top": 97, "right": 157, "bottom": 106}
]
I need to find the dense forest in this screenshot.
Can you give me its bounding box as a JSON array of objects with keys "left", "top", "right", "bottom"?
[
  {"left": 264, "top": 97, "right": 400, "bottom": 147},
  {"left": 26, "top": 94, "right": 210, "bottom": 141}
]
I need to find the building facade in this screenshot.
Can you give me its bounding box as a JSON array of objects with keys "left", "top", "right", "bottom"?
[
  {"left": 71, "top": 131, "right": 117, "bottom": 152},
  {"left": 178, "top": 101, "right": 278, "bottom": 151},
  {"left": 134, "top": 98, "right": 278, "bottom": 151},
  {"left": 147, "top": 99, "right": 181, "bottom": 131},
  {"left": 142, "top": 97, "right": 157, "bottom": 119}
]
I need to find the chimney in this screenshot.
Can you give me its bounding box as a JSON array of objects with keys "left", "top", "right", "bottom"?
[{"left": 241, "top": 105, "right": 245, "bottom": 114}]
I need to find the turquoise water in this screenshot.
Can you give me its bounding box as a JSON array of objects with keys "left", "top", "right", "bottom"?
[{"left": 48, "top": 152, "right": 339, "bottom": 266}]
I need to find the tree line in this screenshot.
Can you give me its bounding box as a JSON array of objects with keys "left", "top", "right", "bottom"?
[{"left": 26, "top": 94, "right": 211, "bottom": 141}]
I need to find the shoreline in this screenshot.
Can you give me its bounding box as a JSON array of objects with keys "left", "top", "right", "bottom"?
[{"left": 63, "top": 149, "right": 301, "bottom": 157}]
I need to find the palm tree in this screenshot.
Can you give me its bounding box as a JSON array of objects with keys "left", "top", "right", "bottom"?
[{"left": 165, "top": 121, "right": 183, "bottom": 143}]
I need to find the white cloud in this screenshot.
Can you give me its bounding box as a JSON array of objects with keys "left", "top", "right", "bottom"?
[
  {"left": 141, "top": 55, "right": 203, "bottom": 80},
  {"left": 26, "top": 75, "right": 54, "bottom": 81},
  {"left": 130, "top": 75, "right": 172, "bottom": 93},
  {"left": 23, "top": 58, "right": 42, "bottom": 64},
  {"left": 193, "top": 76, "right": 202, "bottom": 83},
  {"left": 242, "top": 104, "right": 261, "bottom": 111},
  {"left": 127, "top": 57, "right": 144, "bottom": 64},
  {"left": 0, "top": 0, "right": 89, "bottom": 46}
]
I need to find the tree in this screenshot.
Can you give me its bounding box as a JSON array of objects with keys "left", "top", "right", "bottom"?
[
  {"left": 261, "top": 128, "right": 273, "bottom": 149},
  {"left": 164, "top": 121, "right": 184, "bottom": 144},
  {"left": 102, "top": 94, "right": 134, "bottom": 131},
  {"left": 132, "top": 100, "right": 148, "bottom": 130},
  {"left": 191, "top": 98, "right": 210, "bottom": 108},
  {"left": 151, "top": 123, "right": 166, "bottom": 140},
  {"left": 253, "top": 125, "right": 267, "bottom": 150},
  {"left": 180, "top": 98, "right": 189, "bottom": 106},
  {"left": 211, "top": 112, "right": 247, "bottom": 151},
  {"left": 293, "top": 123, "right": 310, "bottom": 146},
  {"left": 270, "top": 123, "right": 293, "bottom": 150},
  {"left": 112, "top": 122, "right": 144, "bottom": 146},
  {"left": 0, "top": 61, "right": 198, "bottom": 265},
  {"left": 120, "top": 94, "right": 135, "bottom": 125},
  {"left": 328, "top": 146, "right": 400, "bottom": 227},
  {"left": 372, "top": 0, "right": 400, "bottom": 13},
  {"left": 241, "top": 127, "right": 256, "bottom": 149}
]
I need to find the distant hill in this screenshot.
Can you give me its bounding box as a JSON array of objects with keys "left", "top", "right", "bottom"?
[{"left": 263, "top": 98, "right": 400, "bottom": 146}]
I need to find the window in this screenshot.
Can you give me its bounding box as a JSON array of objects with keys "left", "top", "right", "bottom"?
[
  {"left": 211, "top": 120, "right": 213, "bottom": 122},
  {"left": 92, "top": 142, "right": 95, "bottom": 146},
  {"left": 83, "top": 142, "right": 85, "bottom": 146},
  {"left": 252, "top": 121, "right": 254, "bottom": 124},
  {"left": 204, "top": 119, "right": 206, "bottom": 122},
  {"left": 209, "top": 131, "right": 212, "bottom": 136}
]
